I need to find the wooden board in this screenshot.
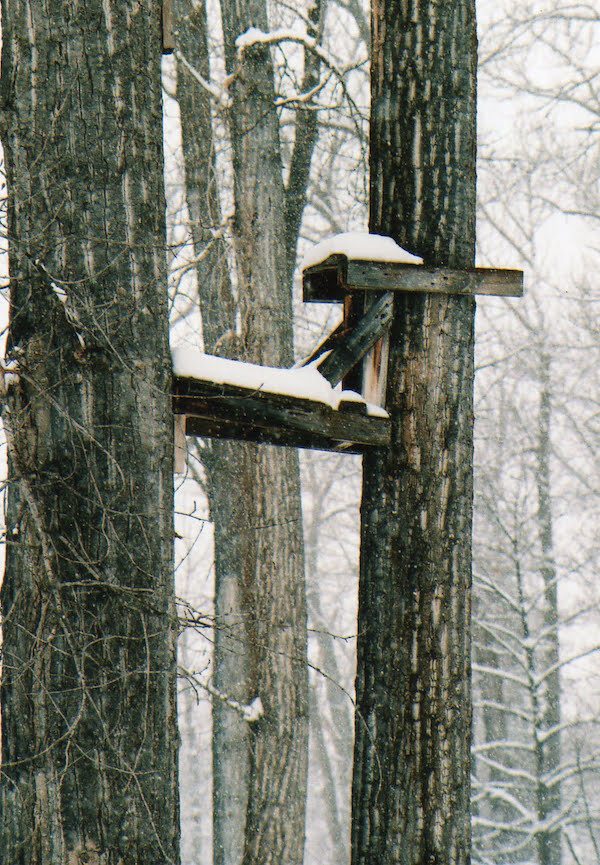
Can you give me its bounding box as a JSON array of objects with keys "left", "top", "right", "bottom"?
[
  {"left": 162, "top": 0, "right": 175, "bottom": 54},
  {"left": 173, "top": 375, "right": 390, "bottom": 454},
  {"left": 316, "top": 291, "right": 394, "bottom": 387},
  {"left": 303, "top": 255, "right": 524, "bottom": 302}
]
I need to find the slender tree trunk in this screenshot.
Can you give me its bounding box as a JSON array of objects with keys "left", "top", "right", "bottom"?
[
  {"left": 221, "top": 7, "right": 310, "bottom": 856},
  {"left": 0, "top": 2, "right": 179, "bottom": 863},
  {"left": 473, "top": 610, "right": 509, "bottom": 823},
  {"left": 305, "top": 468, "right": 353, "bottom": 865},
  {"left": 352, "top": 1, "right": 477, "bottom": 863},
  {"left": 535, "top": 351, "right": 561, "bottom": 865},
  {"left": 174, "top": 1, "right": 318, "bottom": 862},
  {"left": 173, "top": 5, "right": 253, "bottom": 862}
]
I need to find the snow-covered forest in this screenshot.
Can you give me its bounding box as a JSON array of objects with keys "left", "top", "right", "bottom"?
[
  {"left": 165, "top": 1, "right": 599, "bottom": 863},
  {"left": 0, "top": 0, "right": 597, "bottom": 863}
]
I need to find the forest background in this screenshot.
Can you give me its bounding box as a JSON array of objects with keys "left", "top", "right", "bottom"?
[{"left": 1, "top": 0, "right": 598, "bottom": 863}]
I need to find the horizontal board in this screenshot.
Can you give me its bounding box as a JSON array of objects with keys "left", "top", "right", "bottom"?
[
  {"left": 303, "top": 255, "right": 524, "bottom": 302},
  {"left": 173, "top": 375, "right": 390, "bottom": 453}
]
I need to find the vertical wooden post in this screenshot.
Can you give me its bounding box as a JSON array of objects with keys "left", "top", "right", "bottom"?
[
  {"left": 174, "top": 413, "right": 187, "bottom": 473},
  {"left": 162, "top": 0, "right": 175, "bottom": 53},
  {"left": 361, "top": 297, "right": 389, "bottom": 407}
]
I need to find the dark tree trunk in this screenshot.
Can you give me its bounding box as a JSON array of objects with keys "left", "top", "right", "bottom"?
[
  {"left": 352, "top": 1, "right": 477, "bottom": 863},
  {"left": 0, "top": 2, "right": 179, "bottom": 863}
]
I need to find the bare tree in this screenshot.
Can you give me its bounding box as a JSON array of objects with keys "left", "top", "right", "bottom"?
[
  {"left": 0, "top": 1, "right": 179, "bottom": 862},
  {"left": 169, "top": 0, "right": 335, "bottom": 862}
]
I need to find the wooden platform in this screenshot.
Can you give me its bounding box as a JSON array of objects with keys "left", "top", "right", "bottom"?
[
  {"left": 173, "top": 374, "right": 390, "bottom": 454},
  {"left": 303, "top": 255, "right": 524, "bottom": 303}
]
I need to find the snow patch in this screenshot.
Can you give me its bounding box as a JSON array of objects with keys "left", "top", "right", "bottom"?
[
  {"left": 301, "top": 232, "right": 423, "bottom": 271},
  {"left": 243, "top": 697, "right": 264, "bottom": 723},
  {"left": 51, "top": 283, "right": 68, "bottom": 305},
  {"left": 1, "top": 358, "right": 20, "bottom": 393},
  {"left": 172, "top": 348, "right": 388, "bottom": 418},
  {"left": 235, "top": 26, "right": 308, "bottom": 51}
]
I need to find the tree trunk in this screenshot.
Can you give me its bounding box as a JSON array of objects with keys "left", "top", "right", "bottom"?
[
  {"left": 535, "top": 352, "right": 561, "bottom": 865},
  {"left": 173, "top": 4, "right": 252, "bottom": 861},
  {"left": 0, "top": 2, "right": 179, "bottom": 864},
  {"left": 221, "top": 6, "right": 310, "bottom": 857},
  {"left": 174, "top": 2, "right": 314, "bottom": 862},
  {"left": 352, "top": 1, "right": 477, "bottom": 863}
]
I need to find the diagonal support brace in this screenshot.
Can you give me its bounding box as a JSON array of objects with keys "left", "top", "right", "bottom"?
[{"left": 315, "top": 291, "right": 394, "bottom": 387}]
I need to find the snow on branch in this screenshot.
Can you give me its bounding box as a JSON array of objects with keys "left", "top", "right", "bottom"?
[
  {"left": 180, "top": 667, "right": 264, "bottom": 723},
  {"left": 175, "top": 50, "right": 232, "bottom": 109},
  {"left": 274, "top": 72, "right": 333, "bottom": 108},
  {"left": 235, "top": 27, "right": 345, "bottom": 79}
]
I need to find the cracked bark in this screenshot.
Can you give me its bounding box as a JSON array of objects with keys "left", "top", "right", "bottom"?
[
  {"left": 352, "top": 1, "right": 477, "bottom": 863},
  {"left": 0, "top": 1, "right": 179, "bottom": 863}
]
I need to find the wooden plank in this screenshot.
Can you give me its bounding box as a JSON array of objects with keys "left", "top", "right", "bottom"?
[
  {"left": 162, "top": 0, "right": 175, "bottom": 54},
  {"left": 299, "top": 319, "right": 345, "bottom": 367},
  {"left": 362, "top": 332, "right": 389, "bottom": 407},
  {"left": 346, "top": 260, "right": 524, "bottom": 297},
  {"left": 302, "top": 256, "right": 523, "bottom": 302},
  {"left": 174, "top": 413, "right": 187, "bottom": 473},
  {"left": 316, "top": 291, "right": 394, "bottom": 387},
  {"left": 341, "top": 292, "right": 364, "bottom": 394},
  {"left": 173, "top": 376, "right": 390, "bottom": 453},
  {"left": 361, "top": 290, "right": 391, "bottom": 407}
]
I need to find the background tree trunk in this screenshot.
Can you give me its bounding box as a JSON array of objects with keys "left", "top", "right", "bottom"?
[
  {"left": 173, "top": 0, "right": 320, "bottom": 862},
  {"left": 352, "top": 1, "right": 477, "bottom": 863},
  {"left": 173, "top": 4, "right": 253, "bottom": 861},
  {"left": 535, "top": 351, "right": 561, "bottom": 865},
  {"left": 0, "top": 1, "right": 179, "bottom": 864}
]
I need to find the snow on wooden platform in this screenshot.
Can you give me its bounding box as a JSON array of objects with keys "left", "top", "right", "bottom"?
[
  {"left": 302, "top": 233, "right": 523, "bottom": 303},
  {"left": 172, "top": 348, "right": 390, "bottom": 454},
  {"left": 301, "top": 232, "right": 423, "bottom": 272}
]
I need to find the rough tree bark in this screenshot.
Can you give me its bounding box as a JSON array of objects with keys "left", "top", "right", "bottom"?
[
  {"left": 173, "top": 5, "right": 252, "bottom": 861},
  {"left": 0, "top": 2, "right": 179, "bottom": 863},
  {"left": 352, "top": 1, "right": 477, "bottom": 863},
  {"left": 173, "top": 1, "right": 323, "bottom": 862}
]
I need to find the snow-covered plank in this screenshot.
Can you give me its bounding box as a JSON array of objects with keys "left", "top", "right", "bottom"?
[
  {"left": 301, "top": 232, "right": 423, "bottom": 271},
  {"left": 301, "top": 234, "right": 523, "bottom": 302},
  {"left": 304, "top": 256, "right": 524, "bottom": 302},
  {"left": 172, "top": 350, "right": 390, "bottom": 453},
  {"left": 172, "top": 348, "right": 387, "bottom": 416}
]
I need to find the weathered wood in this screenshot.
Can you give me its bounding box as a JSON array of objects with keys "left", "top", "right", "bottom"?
[
  {"left": 174, "top": 413, "right": 187, "bottom": 473},
  {"left": 173, "top": 376, "right": 390, "bottom": 453},
  {"left": 303, "top": 255, "right": 523, "bottom": 302},
  {"left": 348, "top": 260, "right": 523, "bottom": 296},
  {"left": 317, "top": 291, "right": 394, "bottom": 386},
  {"left": 361, "top": 307, "right": 389, "bottom": 407},
  {"left": 300, "top": 319, "right": 345, "bottom": 367},
  {"left": 162, "top": 0, "right": 175, "bottom": 53},
  {"left": 342, "top": 293, "right": 365, "bottom": 394}
]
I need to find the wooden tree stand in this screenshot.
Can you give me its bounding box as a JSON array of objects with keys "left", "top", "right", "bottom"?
[{"left": 172, "top": 236, "right": 523, "bottom": 467}]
